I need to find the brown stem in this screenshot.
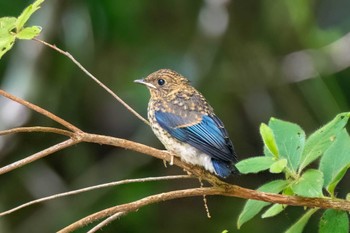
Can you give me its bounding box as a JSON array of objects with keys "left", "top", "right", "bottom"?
[
  {"left": 0, "top": 126, "right": 74, "bottom": 137},
  {"left": 57, "top": 185, "right": 350, "bottom": 233},
  {"left": 0, "top": 89, "right": 81, "bottom": 133},
  {"left": 58, "top": 187, "right": 224, "bottom": 233},
  {"left": 0, "top": 138, "right": 79, "bottom": 175}
]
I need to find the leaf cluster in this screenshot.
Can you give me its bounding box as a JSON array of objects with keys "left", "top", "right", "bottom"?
[
  {"left": 0, "top": 0, "right": 43, "bottom": 58},
  {"left": 236, "top": 113, "right": 350, "bottom": 232}
]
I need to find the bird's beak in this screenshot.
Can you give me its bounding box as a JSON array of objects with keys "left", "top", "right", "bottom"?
[{"left": 134, "top": 79, "right": 156, "bottom": 89}]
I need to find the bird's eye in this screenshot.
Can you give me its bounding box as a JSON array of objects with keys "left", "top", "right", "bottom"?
[{"left": 157, "top": 79, "right": 165, "bottom": 86}]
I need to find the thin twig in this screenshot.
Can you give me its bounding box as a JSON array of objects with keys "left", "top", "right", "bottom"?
[
  {"left": 0, "top": 126, "right": 74, "bottom": 137},
  {"left": 0, "top": 175, "right": 193, "bottom": 217},
  {"left": 87, "top": 212, "right": 126, "bottom": 233},
  {"left": 58, "top": 187, "right": 224, "bottom": 233},
  {"left": 0, "top": 89, "right": 81, "bottom": 133},
  {"left": 0, "top": 138, "right": 79, "bottom": 175},
  {"left": 33, "top": 38, "right": 150, "bottom": 126}
]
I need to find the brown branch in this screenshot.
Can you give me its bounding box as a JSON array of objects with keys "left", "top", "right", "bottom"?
[
  {"left": 87, "top": 212, "right": 126, "bottom": 233},
  {"left": 58, "top": 187, "right": 224, "bottom": 233},
  {"left": 0, "top": 126, "right": 74, "bottom": 137},
  {"left": 0, "top": 89, "right": 82, "bottom": 133},
  {"left": 57, "top": 185, "right": 350, "bottom": 233},
  {"left": 2, "top": 127, "right": 350, "bottom": 215},
  {"left": 79, "top": 133, "right": 350, "bottom": 211},
  {"left": 0, "top": 175, "right": 193, "bottom": 217},
  {"left": 0, "top": 138, "right": 79, "bottom": 175},
  {"left": 33, "top": 38, "right": 150, "bottom": 126}
]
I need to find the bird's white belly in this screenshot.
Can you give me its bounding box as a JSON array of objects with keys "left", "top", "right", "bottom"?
[{"left": 151, "top": 125, "right": 215, "bottom": 174}]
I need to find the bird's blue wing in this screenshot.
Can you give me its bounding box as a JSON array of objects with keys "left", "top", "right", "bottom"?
[{"left": 155, "top": 111, "right": 237, "bottom": 163}]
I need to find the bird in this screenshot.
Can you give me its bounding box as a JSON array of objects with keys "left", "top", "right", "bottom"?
[{"left": 134, "top": 69, "right": 238, "bottom": 178}]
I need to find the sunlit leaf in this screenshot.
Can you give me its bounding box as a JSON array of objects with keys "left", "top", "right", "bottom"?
[
  {"left": 269, "top": 159, "right": 287, "bottom": 173},
  {"left": 299, "top": 112, "right": 350, "bottom": 171},
  {"left": 237, "top": 180, "right": 288, "bottom": 229},
  {"left": 319, "top": 129, "right": 350, "bottom": 196},
  {"left": 290, "top": 169, "right": 323, "bottom": 197},
  {"left": 285, "top": 209, "right": 317, "bottom": 233},
  {"left": 319, "top": 209, "right": 349, "bottom": 233},
  {"left": 16, "top": 26, "right": 41, "bottom": 39},
  {"left": 260, "top": 123, "right": 279, "bottom": 158},
  {"left": 0, "top": 17, "right": 17, "bottom": 59},
  {"left": 261, "top": 204, "right": 285, "bottom": 218},
  {"left": 16, "top": 0, "right": 44, "bottom": 31},
  {"left": 236, "top": 156, "right": 275, "bottom": 174},
  {"left": 269, "top": 118, "right": 305, "bottom": 174}
]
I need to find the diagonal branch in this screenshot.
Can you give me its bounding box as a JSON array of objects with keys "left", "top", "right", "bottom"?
[
  {"left": 0, "top": 138, "right": 79, "bottom": 175},
  {"left": 58, "top": 187, "right": 224, "bottom": 233},
  {"left": 0, "top": 126, "right": 74, "bottom": 137},
  {"left": 0, "top": 175, "right": 193, "bottom": 217},
  {"left": 33, "top": 38, "right": 149, "bottom": 126},
  {"left": 57, "top": 185, "right": 350, "bottom": 233},
  {"left": 87, "top": 212, "right": 126, "bottom": 233},
  {"left": 0, "top": 89, "right": 81, "bottom": 133}
]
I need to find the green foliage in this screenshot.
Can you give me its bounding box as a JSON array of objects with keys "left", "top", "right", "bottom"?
[
  {"left": 260, "top": 123, "right": 279, "bottom": 158},
  {"left": 285, "top": 209, "right": 318, "bottom": 233},
  {"left": 0, "top": 0, "right": 43, "bottom": 59},
  {"left": 269, "top": 118, "right": 305, "bottom": 174},
  {"left": 319, "top": 129, "right": 350, "bottom": 196},
  {"left": 236, "top": 156, "right": 275, "bottom": 174},
  {"left": 261, "top": 204, "right": 285, "bottom": 218},
  {"left": 299, "top": 113, "right": 350, "bottom": 172},
  {"left": 269, "top": 158, "right": 287, "bottom": 173},
  {"left": 237, "top": 113, "right": 350, "bottom": 232},
  {"left": 290, "top": 169, "right": 323, "bottom": 197},
  {"left": 237, "top": 180, "right": 288, "bottom": 229},
  {"left": 319, "top": 210, "right": 349, "bottom": 233}
]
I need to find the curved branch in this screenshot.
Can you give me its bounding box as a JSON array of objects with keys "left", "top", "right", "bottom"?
[
  {"left": 87, "top": 212, "right": 126, "bottom": 233},
  {"left": 0, "top": 126, "right": 74, "bottom": 137},
  {"left": 0, "top": 89, "right": 82, "bottom": 133},
  {"left": 0, "top": 138, "right": 79, "bottom": 175},
  {"left": 58, "top": 184, "right": 350, "bottom": 233},
  {"left": 58, "top": 187, "right": 224, "bottom": 233},
  {"left": 0, "top": 175, "right": 193, "bottom": 217}
]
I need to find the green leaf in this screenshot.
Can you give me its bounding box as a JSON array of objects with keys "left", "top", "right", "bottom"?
[
  {"left": 269, "top": 118, "right": 305, "bottom": 174},
  {"left": 0, "top": 17, "right": 17, "bottom": 59},
  {"left": 319, "top": 209, "right": 349, "bottom": 233},
  {"left": 260, "top": 123, "right": 279, "bottom": 158},
  {"left": 285, "top": 209, "right": 317, "bottom": 233},
  {"left": 290, "top": 169, "right": 324, "bottom": 197},
  {"left": 263, "top": 145, "right": 275, "bottom": 157},
  {"left": 261, "top": 204, "right": 285, "bottom": 218},
  {"left": 299, "top": 112, "right": 350, "bottom": 172},
  {"left": 269, "top": 159, "right": 288, "bottom": 173},
  {"left": 15, "top": 26, "right": 41, "bottom": 39},
  {"left": 236, "top": 156, "right": 275, "bottom": 174},
  {"left": 319, "top": 129, "right": 350, "bottom": 196},
  {"left": 237, "top": 180, "right": 288, "bottom": 229},
  {"left": 0, "top": 17, "right": 16, "bottom": 33},
  {"left": 16, "top": 0, "right": 44, "bottom": 31}
]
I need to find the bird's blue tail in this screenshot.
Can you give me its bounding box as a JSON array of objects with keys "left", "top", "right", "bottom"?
[{"left": 212, "top": 158, "right": 239, "bottom": 178}]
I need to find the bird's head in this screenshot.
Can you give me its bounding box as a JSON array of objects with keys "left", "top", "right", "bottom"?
[{"left": 134, "top": 69, "right": 190, "bottom": 98}]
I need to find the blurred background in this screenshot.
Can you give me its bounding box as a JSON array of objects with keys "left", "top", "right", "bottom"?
[{"left": 1, "top": 0, "right": 350, "bottom": 232}]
